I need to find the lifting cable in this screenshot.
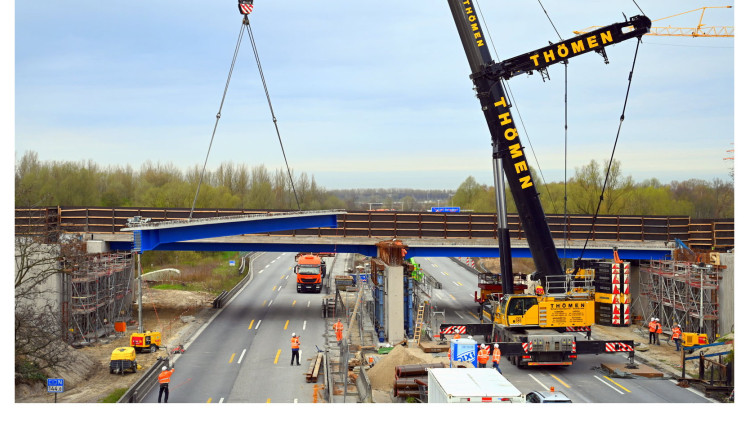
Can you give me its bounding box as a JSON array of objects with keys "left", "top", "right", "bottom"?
[
  {"left": 476, "top": 1, "right": 560, "bottom": 216},
  {"left": 190, "top": 22, "right": 246, "bottom": 219},
  {"left": 577, "top": 37, "right": 644, "bottom": 263},
  {"left": 536, "top": 0, "right": 570, "bottom": 264},
  {"left": 243, "top": 17, "right": 301, "bottom": 210},
  {"left": 190, "top": 15, "right": 301, "bottom": 219}
]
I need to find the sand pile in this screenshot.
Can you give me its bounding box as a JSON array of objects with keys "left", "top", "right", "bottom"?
[{"left": 366, "top": 345, "right": 448, "bottom": 391}]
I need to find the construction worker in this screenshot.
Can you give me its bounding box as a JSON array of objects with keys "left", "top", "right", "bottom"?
[
  {"left": 477, "top": 344, "right": 490, "bottom": 368},
  {"left": 648, "top": 318, "right": 657, "bottom": 344},
  {"left": 157, "top": 365, "right": 175, "bottom": 403},
  {"left": 672, "top": 324, "right": 683, "bottom": 351},
  {"left": 291, "top": 333, "right": 301, "bottom": 366},
  {"left": 491, "top": 343, "right": 502, "bottom": 374},
  {"left": 655, "top": 318, "right": 662, "bottom": 345},
  {"left": 535, "top": 285, "right": 544, "bottom": 296},
  {"left": 453, "top": 332, "right": 461, "bottom": 340},
  {"left": 333, "top": 318, "right": 344, "bottom": 342}
]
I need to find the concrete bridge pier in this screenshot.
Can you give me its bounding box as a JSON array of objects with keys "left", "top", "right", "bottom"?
[{"left": 377, "top": 240, "right": 408, "bottom": 344}]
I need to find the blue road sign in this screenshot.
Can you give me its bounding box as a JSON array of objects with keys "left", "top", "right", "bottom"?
[
  {"left": 431, "top": 207, "right": 460, "bottom": 213},
  {"left": 359, "top": 274, "right": 368, "bottom": 281},
  {"left": 47, "top": 378, "right": 64, "bottom": 393}
]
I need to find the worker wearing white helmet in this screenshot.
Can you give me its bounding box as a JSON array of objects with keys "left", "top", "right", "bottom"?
[
  {"left": 648, "top": 318, "right": 657, "bottom": 344},
  {"left": 158, "top": 364, "right": 175, "bottom": 403},
  {"left": 491, "top": 343, "right": 502, "bottom": 374},
  {"left": 291, "top": 333, "right": 301, "bottom": 366},
  {"left": 671, "top": 323, "right": 683, "bottom": 352},
  {"left": 477, "top": 343, "right": 490, "bottom": 368}
]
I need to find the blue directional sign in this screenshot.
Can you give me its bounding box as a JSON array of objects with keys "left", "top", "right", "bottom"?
[
  {"left": 47, "top": 378, "right": 64, "bottom": 393},
  {"left": 431, "top": 207, "right": 460, "bottom": 213},
  {"left": 359, "top": 274, "right": 368, "bottom": 282}
]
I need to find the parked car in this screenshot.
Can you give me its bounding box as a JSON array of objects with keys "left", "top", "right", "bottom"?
[{"left": 525, "top": 388, "right": 572, "bottom": 403}]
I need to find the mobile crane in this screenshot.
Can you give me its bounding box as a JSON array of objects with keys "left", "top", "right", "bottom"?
[{"left": 443, "top": 0, "right": 650, "bottom": 366}]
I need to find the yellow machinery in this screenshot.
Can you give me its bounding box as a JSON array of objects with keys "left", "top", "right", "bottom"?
[
  {"left": 130, "top": 330, "right": 162, "bottom": 353},
  {"left": 682, "top": 332, "right": 709, "bottom": 347},
  {"left": 110, "top": 347, "right": 138, "bottom": 374},
  {"left": 495, "top": 295, "right": 595, "bottom": 328}
]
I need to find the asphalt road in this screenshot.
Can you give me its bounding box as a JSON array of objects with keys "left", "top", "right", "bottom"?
[
  {"left": 413, "top": 256, "right": 714, "bottom": 404},
  {"left": 142, "top": 252, "right": 327, "bottom": 403}
]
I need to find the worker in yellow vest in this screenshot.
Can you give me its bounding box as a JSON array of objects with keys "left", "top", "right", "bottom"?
[
  {"left": 491, "top": 344, "right": 502, "bottom": 374},
  {"left": 157, "top": 365, "right": 175, "bottom": 403},
  {"left": 291, "top": 334, "right": 301, "bottom": 366},
  {"left": 672, "top": 324, "right": 682, "bottom": 351},
  {"left": 477, "top": 344, "right": 490, "bottom": 368},
  {"left": 333, "top": 318, "right": 344, "bottom": 343}
]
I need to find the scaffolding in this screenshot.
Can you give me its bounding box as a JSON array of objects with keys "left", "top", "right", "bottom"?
[
  {"left": 638, "top": 259, "right": 720, "bottom": 340},
  {"left": 62, "top": 252, "right": 134, "bottom": 345}
]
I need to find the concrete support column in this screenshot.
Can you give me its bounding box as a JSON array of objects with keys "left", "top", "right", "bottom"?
[{"left": 384, "top": 264, "right": 404, "bottom": 343}]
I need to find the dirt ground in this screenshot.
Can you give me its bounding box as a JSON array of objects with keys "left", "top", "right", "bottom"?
[{"left": 15, "top": 287, "right": 215, "bottom": 403}]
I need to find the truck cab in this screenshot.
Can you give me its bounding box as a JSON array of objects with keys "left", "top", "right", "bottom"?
[{"left": 295, "top": 254, "right": 323, "bottom": 293}]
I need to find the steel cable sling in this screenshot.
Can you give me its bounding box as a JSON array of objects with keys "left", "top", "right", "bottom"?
[
  {"left": 577, "top": 38, "right": 644, "bottom": 262},
  {"left": 190, "top": 14, "right": 301, "bottom": 219}
]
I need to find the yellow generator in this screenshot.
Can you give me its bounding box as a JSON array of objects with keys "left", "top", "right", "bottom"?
[
  {"left": 110, "top": 347, "right": 138, "bottom": 374},
  {"left": 682, "top": 332, "right": 709, "bottom": 347},
  {"left": 130, "top": 331, "right": 162, "bottom": 353}
]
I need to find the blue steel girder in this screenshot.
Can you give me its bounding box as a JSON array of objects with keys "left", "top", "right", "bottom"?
[
  {"left": 109, "top": 240, "right": 670, "bottom": 261},
  {"left": 125, "top": 212, "right": 341, "bottom": 252}
]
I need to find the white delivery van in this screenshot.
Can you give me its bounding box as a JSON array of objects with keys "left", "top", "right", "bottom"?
[{"left": 427, "top": 368, "right": 524, "bottom": 403}]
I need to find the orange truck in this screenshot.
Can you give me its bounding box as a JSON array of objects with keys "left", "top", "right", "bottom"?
[{"left": 295, "top": 254, "right": 325, "bottom": 293}]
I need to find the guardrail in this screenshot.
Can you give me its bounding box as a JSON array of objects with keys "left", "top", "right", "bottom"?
[
  {"left": 14, "top": 206, "right": 734, "bottom": 250},
  {"left": 212, "top": 252, "right": 259, "bottom": 308},
  {"left": 117, "top": 357, "right": 168, "bottom": 403}
]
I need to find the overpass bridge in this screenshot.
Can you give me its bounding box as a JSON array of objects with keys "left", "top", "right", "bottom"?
[{"left": 15, "top": 206, "right": 734, "bottom": 260}]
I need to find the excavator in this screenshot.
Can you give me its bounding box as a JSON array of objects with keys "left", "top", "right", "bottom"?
[{"left": 442, "top": 0, "right": 649, "bottom": 366}]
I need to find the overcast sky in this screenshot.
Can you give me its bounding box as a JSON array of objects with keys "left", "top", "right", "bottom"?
[{"left": 12, "top": 1, "right": 737, "bottom": 190}]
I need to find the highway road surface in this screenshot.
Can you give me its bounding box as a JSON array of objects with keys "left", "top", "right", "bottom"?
[{"left": 414, "top": 256, "right": 715, "bottom": 404}]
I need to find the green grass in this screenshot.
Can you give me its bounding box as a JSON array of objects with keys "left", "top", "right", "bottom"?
[{"left": 98, "top": 387, "right": 128, "bottom": 403}]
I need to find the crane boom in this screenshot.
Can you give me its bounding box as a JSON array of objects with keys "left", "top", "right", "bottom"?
[{"left": 447, "top": 0, "right": 650, "bottom": 295}]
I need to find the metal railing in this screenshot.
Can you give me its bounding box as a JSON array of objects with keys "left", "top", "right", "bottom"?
[{"left": 14, "top": 206, "right": 734, "bottom": 250}]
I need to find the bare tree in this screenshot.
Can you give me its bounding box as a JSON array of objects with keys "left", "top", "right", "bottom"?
[{"left": 15, "top": 211, "right": 86, "bottom": 382}]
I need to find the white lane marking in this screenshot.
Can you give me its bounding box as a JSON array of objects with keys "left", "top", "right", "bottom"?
[
  {"left": 303, "top": 321, "right": 307, "bottom": 331},
  {"left": 265, "top": 264, "right": 270, "bottom": 268},
  {"left": 237, "top": 349, "right": 247, "bottom": 364},
  {"left": 593, "top": 375, "right": 624, "bottom": 394},
  {"left": 307, "top": 301, "right": 311, "bottom": 308},
  {"left": 455, "top": 311, "right": 465, "bottom": 320},
  {"left": 453, "top": 281, "right": 461, "bottom": 287},
  {"left": 285, "top": 275, "right": 289, "bottom": 280},
  {"left": 219, "top": 397, "right": 225, "bottom": 403},
  {"left": 268, "top": 300, "right": 273, "bottom": 307},
  {"left": 528, "top": 374, "right": 550, "bottom": 390},
  {"left": 442, "top": 271, "right": 449, "bottom": 276},
  {"left": 294, "top": 398, "right": 298, "bottom": 403},
  {"left": 256, "top": 320, "right": 262, "bottom": 329},
  {"left": 259, "top": 269, "right": 264, "bottom": 274},
  {"left": 432, "top": 263, "right": 438, "bottom": 267}
]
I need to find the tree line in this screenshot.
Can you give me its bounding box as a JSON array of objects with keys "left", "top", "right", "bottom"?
[
  {"left": 15, "top": 151, "right": 733, "bottom": 218},
  {"left": 15, "top": 151, "right": 346, "bottom": 210},
  {"left": 450, "top": 159, "right": 734, "bottom": 219}
]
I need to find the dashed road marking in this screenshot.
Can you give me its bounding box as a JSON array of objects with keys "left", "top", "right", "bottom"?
[
  {"left": 238, "top": 349, "right": 247, "bottom": 364},
  {"left": 594, "top": 375, "right": 625, "bottom": 394}
]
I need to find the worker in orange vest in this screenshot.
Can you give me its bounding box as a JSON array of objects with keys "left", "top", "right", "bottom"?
[
  {"left": 648, "top": 318, "right": 657, "bottom": 344},
  {"left": 491, "top": 344, "right": 502, "bottom": 374},
  {"left": 672, "top": 324, "right": 682, "bottom": 351},
  {"left": 477, "top": 344, "right": 490, "bottom": 368},
  {"left": 333, "top": 318, "right": 344, "bottom": 342},
  {"left": 654, "top": 318, "right": 662, "bottom": 345},
  {"left": 291, "top": 333, "right": 301, "bottom": 366},
  {"left": 157, "top": 365, "right": 175, "bottom": 403},
  {"left": 453, "top": 332, "right": 461, "bottom": 340}
]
